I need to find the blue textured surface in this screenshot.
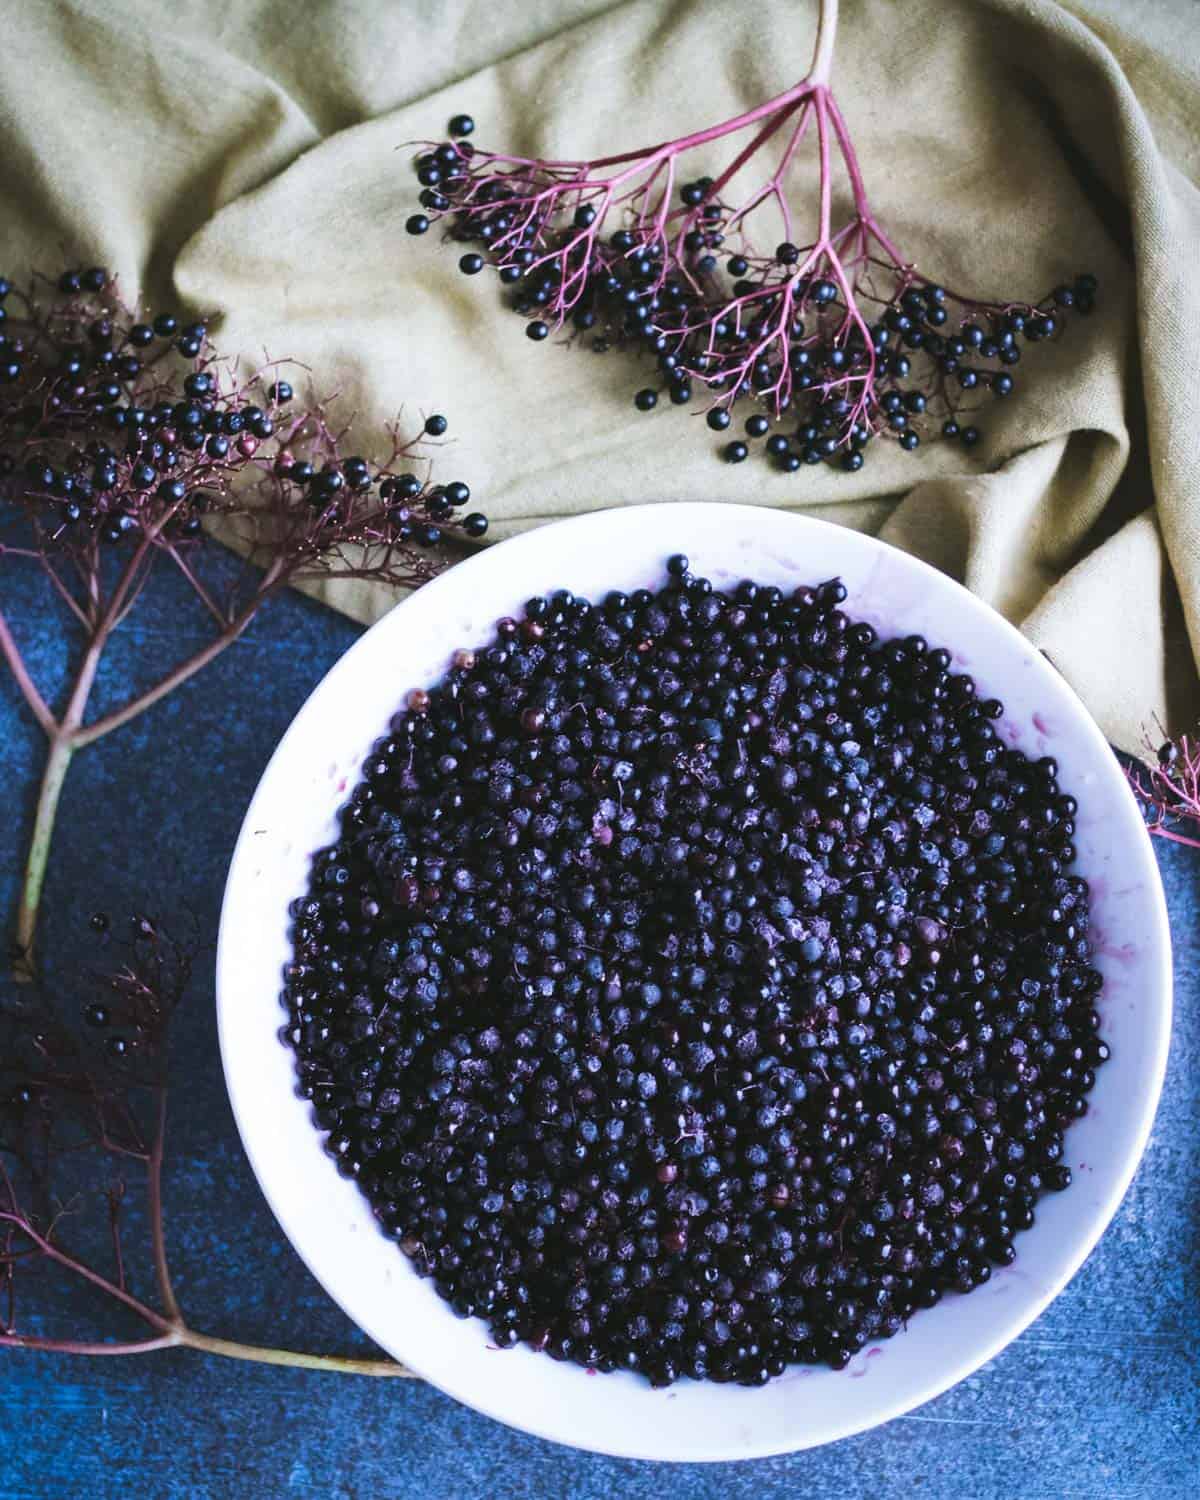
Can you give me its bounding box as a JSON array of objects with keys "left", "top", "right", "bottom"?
[{"left": 0, "top": 555, "right": 1196, "bottom": 1500}]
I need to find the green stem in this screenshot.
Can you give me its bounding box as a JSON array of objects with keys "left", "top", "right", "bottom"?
[
  {"left": 0, "top": 1325, "right": 410, "bottom": 1375},
  {"left": 10, "top": 517, "right": 255, "bottom": 978},
  {"left": 13, "top": 731, "right": 76, "bottom": 983},
  {"left": 12, "top": 627, "right": 104, "bottom": 983},
  {"left": 176, "top": 1328, "right": 412, "bottom": 1377}
]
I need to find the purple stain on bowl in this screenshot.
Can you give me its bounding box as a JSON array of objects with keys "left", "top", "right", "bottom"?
[{"left": 849, "top": 1349, "right": 884, "bottom": 1379}]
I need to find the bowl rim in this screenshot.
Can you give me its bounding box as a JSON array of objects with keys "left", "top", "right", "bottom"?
[{"left": 216, "top": 503, "right": 1172, "bottom": 1460}]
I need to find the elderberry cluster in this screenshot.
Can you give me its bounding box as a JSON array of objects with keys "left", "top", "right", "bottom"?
[
  {"left": 408, "top": 123, "right": 1097, "bottom": 472},
  {"left": 0, "top": 270, "right": 487, "bottom": 546},
  {"left": 708, "top": 271, "right": 1098, "bottom": 471},
  {"left": 285, "top": 562, "right": 1105, "bottom": 1385}
]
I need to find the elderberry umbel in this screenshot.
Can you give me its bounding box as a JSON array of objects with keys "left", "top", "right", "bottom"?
[
  {"left": 406, "top": 9, "right": 1097, "bottom": 471},
  {"left": 284, "top": 564, "right": 1105, "bottom": 1385},
  {"left": 0, "top": 270, "right": 487, "bottom": 549},
  {"left": 1, "top": 267, "right": 490, "bottom": 979}
]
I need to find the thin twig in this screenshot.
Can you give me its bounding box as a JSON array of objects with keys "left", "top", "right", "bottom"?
[
  {"left": 0, "top": 608, "right": 55, "bottom": 736},
  {"left": 107, "top": 1188, "right": 126, "bottom": 1293},
  {"left": 36, "top": 555, "right": 91, "bottom": 628},
  {"left": 0, "top": 1211, "right": 171, "bottom": 1332},
  {"left": 72, "top": 569, "right": 280, "bottom": 748},
  {"left": 0, "top": 1332, "right": 180, "bottom": 1356},
  {"left": 147, "top": 1090, "right": 180, "bottom": 1323},
  {"left": 164, "top": 544, "right": 228, "bottom": 627}
]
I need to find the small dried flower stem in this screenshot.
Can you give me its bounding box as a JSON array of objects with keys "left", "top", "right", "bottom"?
[
  {"left": 1127, "top": 734, "right": 1200, "bottom": 849},
  {"left": 147, "top": 1088, "right": 179, "bottom": 1322},
  {"left": 1, "top": 965, "right": 410, "bottom": 1378},
  {"left": 0, "top": 1210, "right": 412, "bottom": 1374}
]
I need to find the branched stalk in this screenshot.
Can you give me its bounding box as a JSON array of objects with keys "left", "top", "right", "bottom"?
[
  {"left": 0, "top": 968, "right": 411, "bottom": 1378},
  {"left": 8, "top": 555, "right": 287, "bottom": 981},
  {"left": 0, "top": 610, "right": 54, "bottom": 735},
  {"left": 409, "top": 0, "right": 1095, "bottom": 469},
  {"left": 71, "top": 565, "right": 281, "bottom": 748},
  {"left": 0, "top": 1191, "right": 412, "bottom": 1375},
  {"left": 1127, "top": 733, "right": 1200, "bottom": 848},
  {"left": 2, "top": 269, "right": 486, "bottom": 978}
]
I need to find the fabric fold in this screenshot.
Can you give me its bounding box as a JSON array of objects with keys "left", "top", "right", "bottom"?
[{"left": 1, "top": 0, "right": 1196, "bottom": 757}]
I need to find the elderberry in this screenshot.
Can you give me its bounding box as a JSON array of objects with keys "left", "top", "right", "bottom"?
[{"left": 285, "top": 563, "right": 1104, "bottom": 1387}]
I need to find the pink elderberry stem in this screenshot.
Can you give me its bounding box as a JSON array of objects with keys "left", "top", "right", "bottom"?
[
  {"left": 814, "top": 89, "right": 835, "bottom": 247},
  {"left": 747, "top": 283, "right": 799, "bottom": 408},
  {"left": 700, "top": 96, "right": 810, "bottom": 224},
  {"left": 647, "top": 154, "right": 677, "bottom": 243},
  {"left": 830, "top": 100, "right": 1044, "bottom": 330},
  {"left": 529, "top": 0, "right": 837, "bottom": 176},
  {"left": 1149, "top": 825, "right": 1200, "bottom": 850},
  {"left": 823, "top": 91, "right": 871, "bottom": 223},
  {"left": 829, "top": 266, "right": 878, "bottom": 428},
  {"left": 865, "top": 244, "right": 1054, "bottom": 324},
  {"left": 823, "top": 94, "right": 914, "bottom": 280},
  {"left": 584, "top": 80, "right": 817, "bottom": 174},
  {"left": 1127, "top": 742, "right": 1200, "bottom": 847},
  {"left": 768, "top": 106, "right": 819, "bottom": 245},
  {"left": 723, "top": 100, "right": 814, "bottom": 239}
]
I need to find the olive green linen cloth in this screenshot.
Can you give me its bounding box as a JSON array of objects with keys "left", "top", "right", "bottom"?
[{"left": 2, "top": 0, "right": 1197, "bottom": 757}]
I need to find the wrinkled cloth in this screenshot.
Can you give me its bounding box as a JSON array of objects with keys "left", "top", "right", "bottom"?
[{"left": 2, "top": 0, "right": 1197, "bottom": 757}]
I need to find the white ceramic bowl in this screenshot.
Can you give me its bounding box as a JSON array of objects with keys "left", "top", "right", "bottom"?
[{"left": 217, "top": 504, "right": 1171, "bottom": 1461}]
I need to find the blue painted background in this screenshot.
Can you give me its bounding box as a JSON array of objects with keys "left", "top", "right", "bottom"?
[{"left": 0, "top": 552, "right": 1196, "bottom": 1499}]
